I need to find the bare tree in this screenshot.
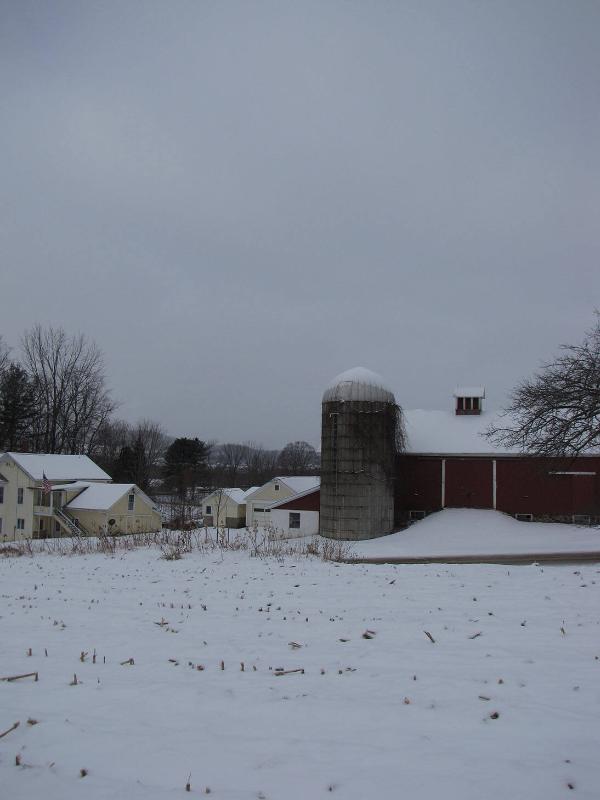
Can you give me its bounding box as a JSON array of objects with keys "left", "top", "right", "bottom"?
[
  {"left": 89, "top": 418, "right": 132, "bottom": 473},
  {"left": 220, "top": 442, "right": 249, "bottom": 484},
  {"left": 0, "top": 335, "right": 9, "bottom": 375},
  {"left": 277, "top": 440, "right": 318, "bottom": 475},
  {"left": 244, "top": 442, "right": 280, "bottom": 486},
  {"left": 486, "top": 316, "right": 600, "bottom": 457},
  {"left": 129, "top": 418, "right": 169, "bottom": 490},
  {"left": 21, "top": 325, "right": 115, "bottom": 453}
]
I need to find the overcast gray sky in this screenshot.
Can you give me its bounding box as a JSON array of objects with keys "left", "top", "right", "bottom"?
[{"left": 1, "top": 1, "right": 599, "bottom": 448}]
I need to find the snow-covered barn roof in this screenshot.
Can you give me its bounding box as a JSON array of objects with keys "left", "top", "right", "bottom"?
[
  {"left": 323, "top": 367, "right": 396, "bottom": 404},
  {"left": 403, "top": 410, "right": 513, "bottom": 455},
  {"left": 2, "top": 453, "right": 111, "bottom": 482},
  {"left": 453, "top": 386, "right": 485, "bottom": 398}
]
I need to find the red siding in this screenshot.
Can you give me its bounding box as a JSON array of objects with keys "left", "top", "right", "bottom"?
[
  {"left": 395, "top": 456, "right": 442, "bottom": 516},
  {"left": 445, "top": 458, "right": 493, "bottom": 509},
  {"left": 496, "top": 458, "right": 600, "bottom": 517},
  {"left": 274, "top": 488, "right": 320, "bottom": 511},
  {"left": 395, "top": 455, "right": 600, "bottom": 520}
]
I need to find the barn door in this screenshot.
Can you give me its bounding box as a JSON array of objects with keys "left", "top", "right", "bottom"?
[{"left": 445, "top": 459, "right": 493, "bottom": 509}]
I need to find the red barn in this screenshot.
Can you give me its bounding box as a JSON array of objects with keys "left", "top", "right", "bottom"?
[{"left": 395, "top": 387, "right": 600, "bottom": 525}]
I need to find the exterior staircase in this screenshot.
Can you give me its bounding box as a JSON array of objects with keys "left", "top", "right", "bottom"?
[{"left": 53, "top": 507, "right": 90, "bottom": 538}]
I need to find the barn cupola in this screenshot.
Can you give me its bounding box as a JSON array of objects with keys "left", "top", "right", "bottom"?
[{"left": 453, "top": 386, "right": 485, "bottom": 415}]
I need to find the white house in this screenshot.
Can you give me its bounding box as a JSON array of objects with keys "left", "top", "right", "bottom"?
[
  {"left": 245, "top": 476, "right": 320, "bottom": 527},
  {"left": 270, "top": 485, "right": 320, "bottom": 538}
]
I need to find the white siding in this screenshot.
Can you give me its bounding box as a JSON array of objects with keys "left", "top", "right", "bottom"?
[{"left": 270, "top": 508, "right": 319, "bottom": 538}]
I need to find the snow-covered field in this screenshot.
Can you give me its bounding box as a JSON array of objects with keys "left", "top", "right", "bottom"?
[
  {"left": 351, "top": 509, "right": 600, "bottom": 558},
  {"left": 1, "top": 544, "right": 599, "bottom": 799}
]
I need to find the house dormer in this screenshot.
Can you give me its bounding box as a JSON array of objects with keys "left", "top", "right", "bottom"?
[{"left": 453, "top": 386, "right": 485, "bottom": 415}]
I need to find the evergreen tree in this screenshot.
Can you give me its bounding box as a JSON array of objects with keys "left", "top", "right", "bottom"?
[
  {"left": 164, "top": 437, "right": 209, "bottom": 496},
  {"left": 0, "top": 363, "right": 37, "bottom": 450}
]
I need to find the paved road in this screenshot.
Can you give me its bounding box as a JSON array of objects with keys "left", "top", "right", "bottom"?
[{"left": 344, "top": 551, "right": 600, "bottom": 565}]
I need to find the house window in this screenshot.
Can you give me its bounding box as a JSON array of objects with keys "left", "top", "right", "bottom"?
[
  {"left": 55, "top": 520, "right": 61, "bottom": 534},
  {"left": 39, "top": 518, "right": 45, "bottom": 531},
  {"left": 0, "top": 486, "right": 3, "bottom": 503},
  {"left": 0, "top": 518, "right": 2, "bottom": 534},
  {"left": 17, "top": 518, "right": 25, "bottom": 530},
  {"left": 274, "top": 484, "right": 280, "bottom": 491},
  {"left": 205, "top": 505, "right": 212, "bottom": 515},
  {"left": 17, "top": 488, "right": 24, "bottom": 504},
  {"left": 289, "top": 512, "right": 300, "bottom": 529},
  {"left": 128, "top": 493, "right": 135, "bottom": 512}
]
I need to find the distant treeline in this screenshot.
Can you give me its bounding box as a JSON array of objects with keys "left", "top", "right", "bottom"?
[{"left": 0, "top": 326, "right": 319, "bottom": 493}]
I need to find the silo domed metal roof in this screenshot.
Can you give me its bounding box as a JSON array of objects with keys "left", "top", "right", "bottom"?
[{"left": 322, "top": 367, "right": 396, "bottom": 403}]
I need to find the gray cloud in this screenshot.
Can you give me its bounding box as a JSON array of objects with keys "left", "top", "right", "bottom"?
[{"left": 1, "top": 1, "right": 599, "bottom": 447}]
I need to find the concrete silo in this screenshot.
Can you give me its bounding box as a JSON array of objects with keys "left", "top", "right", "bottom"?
[{"left": 320, "top": 367, "right": 399, "bottom": 540}]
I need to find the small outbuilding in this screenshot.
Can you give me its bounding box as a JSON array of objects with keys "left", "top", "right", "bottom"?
[
  {"left": 201, "top": 487, "right": 258, "bottom": 528},
  {"left": 270, "top": 486, "right": 320, "bottom": 538},
  {"left": 245, "top": 476, "right": 320, "bottom": 527}
]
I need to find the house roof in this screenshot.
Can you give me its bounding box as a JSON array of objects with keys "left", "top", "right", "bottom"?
[
  {"left": 51, "top": 481, "right": 94, "bottom": 492},
  {"left": 323, "top": 367, "right": 396, "bottom": 404},
  {"left": 2, "top": 453, "right": 111, "bottom": 482},
  {"left": 204, "top": 487, "right": 257, "bottom": 505},
  {"left": 66, "top": 483, "right": 150, "bottom": 511},
  {"left": 276, "top": 476, "right": 321, "bottom": 493},
  {"left": 270, "top": 485, "right": 320, "bottom": 509}
]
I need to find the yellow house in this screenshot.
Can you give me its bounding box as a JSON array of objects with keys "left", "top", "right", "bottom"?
[
  {"left": 63, "top": 483, "right": 162, "bottom": 535},
  {"left": 0, "top": 452, "right": 111, "bottom": 540},
  {"left": 202, "top": 487, "right": 258, "bottom": 528},
  {"left": 0, "top": 452, "right": 161, "bottom": 540}
]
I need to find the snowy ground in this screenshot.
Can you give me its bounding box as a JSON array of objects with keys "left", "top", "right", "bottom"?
[
  {"left": 1, "top": 544, "right": 600, "bottom": 799},
  {"left": 350, "top": 509, "right": 600, "bottom": 558}
]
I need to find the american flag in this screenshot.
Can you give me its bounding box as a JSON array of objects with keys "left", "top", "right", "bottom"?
[{"left": 42, "top": 473, "right": 52, "bottom": 495}]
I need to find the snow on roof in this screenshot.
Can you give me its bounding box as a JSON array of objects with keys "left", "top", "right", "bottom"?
[
  {"left": 453, "top": 386, "right": 485, "bottom": 398},
  {"left": 323, "top": 367, "right": 396, "bottom": 404},
  {"left": 51, "top": 481, "right": 93, "bottom": 492},
  {"left": 204, "top": 487, "right": 258, "bottom": 505},
  {"left": 66, "top": 483, "right": 138, "bottom": 511},
  {"left": 403, "top": 409, "right": 515, "bottom": 455},
  {"left": 277, "top": 476, "right": 321, "bottom": 493},
  {"left": 270, "top": 484, "right": 320, "bottom": 509},
  {"left": 3, "top": 453, "right": 111, "bottom": 481},
  {"left": 223, "top": 488, "right": 248, "bottom": 504}
]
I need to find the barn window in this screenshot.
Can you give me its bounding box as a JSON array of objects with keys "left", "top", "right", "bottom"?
[
  {"left": 128, "top": 493, "right": 135, "bottom": 511},
  {"left": 274, "top": 483, "right": 280, "bottom": 491},
  {"left": 289, "top": 512, "right": 301, "bottom": 529}
]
